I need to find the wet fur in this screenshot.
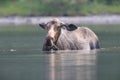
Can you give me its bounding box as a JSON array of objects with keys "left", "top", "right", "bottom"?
[
  {"left": 40, "top": 19, "right": 100, "bottom": 51},
  {"left": 55, "top": 27, "right": 100, "bottom": 50}
]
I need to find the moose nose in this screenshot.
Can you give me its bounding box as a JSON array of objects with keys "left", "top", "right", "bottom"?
[
  {"left": 45, "top": 36, "right": 53, "bottom": 47},
  {"left": 48, "top": 28, "right": 56, "bottom": 39},
  {"left": 48, "top": 33, "right": 55, "bottom": 39},
  {"left": 46, "top": 36, "right": 54, "bottom": 41}
]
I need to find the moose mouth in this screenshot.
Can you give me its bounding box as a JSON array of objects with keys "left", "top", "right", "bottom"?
[{"left": 45, "top": 37, "right": 58, "bottom": 50}]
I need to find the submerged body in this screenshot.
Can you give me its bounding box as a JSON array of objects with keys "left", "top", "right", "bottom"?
[
  {"left": 43, "top": 27, "right": 99, "bottom": 51},
  {"left": 40, "top": 19, "right": 100, "bottom": 51},
  {"left": 56, "top": 27, "right": 99, "bottom": 50}
]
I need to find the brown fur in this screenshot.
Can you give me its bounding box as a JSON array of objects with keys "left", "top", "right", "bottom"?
[
  {"left": 39, "top": 19, "right": 100, "bottom": 51},
  {"left": 56, "top": 27, "right": 99, "bottom": 50}
]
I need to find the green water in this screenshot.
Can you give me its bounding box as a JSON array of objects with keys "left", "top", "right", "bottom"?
[{"left": 0, "top": 24, "right": 120, "bottom": 80}]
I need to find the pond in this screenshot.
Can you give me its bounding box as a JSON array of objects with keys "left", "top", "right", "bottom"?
[{"left": 0, "top": 24, "right": 120, "bottom": 80}]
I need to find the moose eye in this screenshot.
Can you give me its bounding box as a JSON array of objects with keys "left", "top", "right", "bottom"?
[{"left": 46, "top": 26, "right": 51, "bottom": 30}]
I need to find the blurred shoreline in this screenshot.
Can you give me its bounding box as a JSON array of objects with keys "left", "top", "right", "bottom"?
[{"left": 0, "top": 15, "right": 120, "bottom": 25}]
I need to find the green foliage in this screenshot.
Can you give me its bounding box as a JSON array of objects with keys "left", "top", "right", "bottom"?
[
  {"left": 0, "top": 0, "right": 120, "bottom": 16},
  {"left": 96, "top": 0, "right": 120, "bottom": 5}
]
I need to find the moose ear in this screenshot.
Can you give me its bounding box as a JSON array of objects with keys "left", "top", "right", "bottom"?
[
  {"left": 66, "top": 24, "right": 78, "bottom": 31},
  {"left": 39, "top": 23, "right": 46, "bottom": 29},
  {"left": 61, "top": 24, "right": 78, "bottom": 31}
]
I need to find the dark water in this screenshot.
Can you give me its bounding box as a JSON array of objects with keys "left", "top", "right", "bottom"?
[
  {"left": 0, "top": 25, "right": 120, "bottom": 80},
  {"left": 0, "top": 49, "right": 120, "bottom": 80}
]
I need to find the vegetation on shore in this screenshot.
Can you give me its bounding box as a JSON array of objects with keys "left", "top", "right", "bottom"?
[{"left": 0, "top": 0, "right": 120, "bottom": 16}]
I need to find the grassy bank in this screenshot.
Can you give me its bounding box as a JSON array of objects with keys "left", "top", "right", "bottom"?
[{"left": 0, "top": 0, "right": 120, "bottom": 16}]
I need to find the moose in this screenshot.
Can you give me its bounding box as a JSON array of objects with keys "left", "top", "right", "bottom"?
[{"left": 39, "top": 18, "right": 100, "bottom": 51}]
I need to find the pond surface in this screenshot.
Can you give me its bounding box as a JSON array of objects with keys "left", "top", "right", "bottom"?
[{"left": 0, "top": 24, "right": 120, "bottom": 80}]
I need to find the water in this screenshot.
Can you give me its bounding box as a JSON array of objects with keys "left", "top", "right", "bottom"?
[{"left": 0, "top": 24, "right": 120, "bottom": 80}]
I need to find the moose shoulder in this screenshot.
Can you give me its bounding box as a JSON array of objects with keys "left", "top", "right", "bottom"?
[{"left": 39, "top": 19, "right": 100, "bottom": 51}]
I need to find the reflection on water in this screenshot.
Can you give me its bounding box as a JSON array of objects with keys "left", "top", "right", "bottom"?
[
  {"left": 0, "top": 50, "right": 97, "bottom": 80},
  {"left": 1, "top": 48, "right": 120, "bottom": 80},
  {"left": 48, "top": 50, "right": 97, "bottom": 80}
]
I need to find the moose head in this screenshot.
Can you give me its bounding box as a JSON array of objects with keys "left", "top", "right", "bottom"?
[{"left": 39, "top": 18, "right": 77, "bottom": 50}]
